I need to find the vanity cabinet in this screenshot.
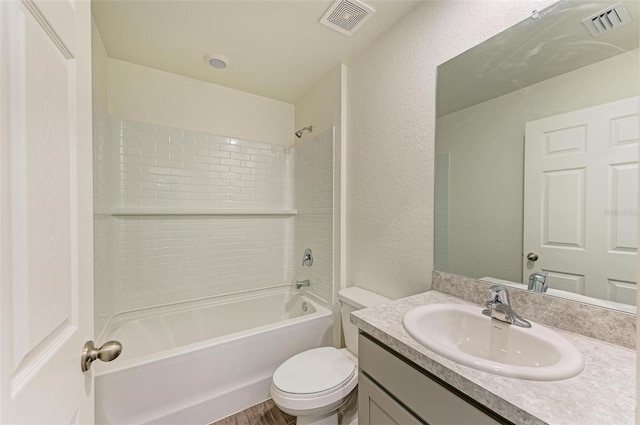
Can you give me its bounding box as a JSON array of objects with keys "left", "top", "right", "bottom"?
[
  {"left": 359, "top": 373, "right": 422, "bottom": 424},
  {"left": 358, "top": 333, "right": 510, "bottom": 425}
]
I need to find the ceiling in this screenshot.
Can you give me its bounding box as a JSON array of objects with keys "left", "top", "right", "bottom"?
[
  {"left": 437, "top": 0, "right": 640, "bottom": 117},
  {"left": 92, "top": 0, "right": 423, "bottom": 104}
]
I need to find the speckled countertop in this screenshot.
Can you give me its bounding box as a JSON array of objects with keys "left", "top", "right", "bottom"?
[{"left": 352, "top": 290, "right": 636, "bottom": 425}]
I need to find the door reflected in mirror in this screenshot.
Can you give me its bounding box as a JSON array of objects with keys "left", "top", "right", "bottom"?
[{"left": 434, "top": 0, "right": 639, "bottom": 313}]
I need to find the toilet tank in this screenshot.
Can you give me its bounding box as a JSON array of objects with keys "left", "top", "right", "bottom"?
[{"left": 338, "top": 287, "right": 391, "bottom": 357}]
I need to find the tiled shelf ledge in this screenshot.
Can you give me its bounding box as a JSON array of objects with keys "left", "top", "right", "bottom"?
[{"left": 110, "top": 208, "right": 297, "bottom": 216}]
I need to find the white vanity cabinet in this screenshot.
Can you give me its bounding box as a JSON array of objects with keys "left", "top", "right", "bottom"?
[{"left": 358, "top": 333, "right": 509, "bottom": 425}]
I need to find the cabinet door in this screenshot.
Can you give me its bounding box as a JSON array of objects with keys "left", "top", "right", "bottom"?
[
  {"left": 359, "top": 372, "right": 422, "bottom": 425},
  {"left": 359, "top": 334, "right": 505, "bottom": 425}
]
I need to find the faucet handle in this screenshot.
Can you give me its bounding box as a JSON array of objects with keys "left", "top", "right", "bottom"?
[
  {"left": 529, "top": 271, "right": 548, "bottom": 280},
  {"left": 488, "top": 285, "right": 510, "bottom": 305},
  {"left": 528, "top": 272, "right": 549, "bottom": 293},
  {"left": 302, "top": 248, "right": 313, "bottom": 267}
]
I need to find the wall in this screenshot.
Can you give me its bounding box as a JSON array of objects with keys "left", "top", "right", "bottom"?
[
  {"left": 294, "top": 66, "right": 344, "bottom": 345},
  {"left": 110, "top": 119, "right": 295, "bottom": 312},
  {"left": 111, "top": 214, "right": 295, "bottom": 312},
  {"left": 345, "top": 0, "right": 557, "bottom": 300},
  {"left": 294, "top": 128, "right": 334, "bottom": 305},
  {"left": 108, "top": 59, "right": 294, "bottom": 146},
  {"left": 94, "top": 27, "right": 298, "bottom": 327},
  {"left": 294, "top": 66, "right": 343, "bottom": 295},
  {"left": 294, "top": 67, "right": 343, "bottom": 144},
  {"left": 92, "top": 18, "right": 112, "bottom": 334},
  {"left": 111, "top": 119, "right": 293, "bottom": 210},
  {"left": 345, "top": 0, "right": 640, "bottom": 414},
  {"left": 437, "top": 50, "right": 639, "bottom": 282}
]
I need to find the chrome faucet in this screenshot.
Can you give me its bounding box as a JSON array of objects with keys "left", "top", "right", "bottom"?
[
  {"left": 482, "top": 285, "right": 531, "bottom": 328},
  {"left": 296, "top": 279, "right": 311, "bottom": 289},
  {"left": 528, "top": 272, "right": 548, "bottom": 293}
]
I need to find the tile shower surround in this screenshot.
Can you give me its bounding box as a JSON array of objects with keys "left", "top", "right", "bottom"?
[
  {"left": 93, "top": 98, "right": 112, "bottom": 332},
  {"left": 93, "top": 118, "right": 334, "bottom": 326},
  {"left": 111, "top": 215, "right": 295, "bottom": 312},
  {"left": 113, "top": 119, "right": 293, "bottom": 210}
]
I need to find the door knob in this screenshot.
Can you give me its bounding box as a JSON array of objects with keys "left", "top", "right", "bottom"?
[
  {"left": 81, "top": 340, "right": 122, "bottom": 372},
  {"left": 526, "top": 252, "right": 539, "bottom": 262}
]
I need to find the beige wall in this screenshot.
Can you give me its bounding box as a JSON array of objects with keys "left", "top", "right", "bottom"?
[
  {"left": 437, "top": 50, "right": 639, "bottom": 283},
  {"left": 348, "top": 0, "right": 640, "bottom": 412},
  {"left": 91, "top": 18, "right": 108, "bottom": 108},
  {"left": 345, "top": 1, "right": 554, "bottom": 300},
  {"left": 108, "top": 59, "right": 294, "bottom": 145},
  {"left": 295, "top": 67, "right": 343, "bottom": 142}
]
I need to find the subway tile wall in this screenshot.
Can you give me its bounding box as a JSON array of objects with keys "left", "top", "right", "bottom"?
[
  {"left": 109, "top": 119, "right": 296, "bottom": 314},
  {"left": 93, "top": 118, "right": 333, "bottom": 331},
  {"left": 112, "top": 119, "right": 293, "bottom": 210},
  {"left": 93, "top": 105, "right": 110, "bottom": 215},
  {"left": 295, "top": 128, "right": 334, "bottom": 304},
  {"left": 93, "top": 98, "right": 113, "bottom": 334},
  {"left": 112, "top": 215, "right": 295, "bottom": 312}
]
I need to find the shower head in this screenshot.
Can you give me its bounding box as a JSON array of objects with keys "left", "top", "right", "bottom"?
[{"left": 295, "top": 125, "right": 313, "bottom": 138}]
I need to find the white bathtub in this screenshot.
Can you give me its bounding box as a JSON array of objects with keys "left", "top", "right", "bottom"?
[{"left": 94, "top": 287, "right": 333, "bottom": 425}]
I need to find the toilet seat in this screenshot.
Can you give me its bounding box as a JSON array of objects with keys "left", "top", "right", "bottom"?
[
  {"left": 272, "top": 347, "right": 356, "bottom": 397},
  {"left": 271, "top": 347, "right": 358, "bottom": 417}
]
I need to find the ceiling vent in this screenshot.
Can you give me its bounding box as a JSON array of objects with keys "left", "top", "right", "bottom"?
[
  {"left": 582, "top": 2, "right": 632, "bottom": 37},
  {"left": 320, "top": 0, "right": 375, "bottom": 36}
]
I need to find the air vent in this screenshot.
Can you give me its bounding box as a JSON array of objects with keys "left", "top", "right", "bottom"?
[
  {"left": 320, "top": 0, "right": 375, "bottom": 36},
  {"left": 582, "top": 2, "right": 632, "bottom": 37}
]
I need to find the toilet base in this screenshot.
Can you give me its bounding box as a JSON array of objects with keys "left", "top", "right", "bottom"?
[{"left": 297, "top": 411, "right": 338, "bottom": 425}]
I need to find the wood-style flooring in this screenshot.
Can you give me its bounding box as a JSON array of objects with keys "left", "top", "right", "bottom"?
[{"left": 211, "top": 399, "right": 295, "bottom": 425}]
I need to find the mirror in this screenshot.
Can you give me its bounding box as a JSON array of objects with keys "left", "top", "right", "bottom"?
[{"left": 435, "top": 0, "right": 639, "bottom": 313}]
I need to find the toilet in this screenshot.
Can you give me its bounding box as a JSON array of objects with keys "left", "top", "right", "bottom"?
[{"left": 271, "top": 287, "right": 391, "bottom": 425}]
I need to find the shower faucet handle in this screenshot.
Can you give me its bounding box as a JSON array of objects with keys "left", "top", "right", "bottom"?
[{"left": 302, "top": 248, "right": 313, "bottom": 267}]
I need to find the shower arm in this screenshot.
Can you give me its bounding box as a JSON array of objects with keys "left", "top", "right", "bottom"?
[{"left": 295, "top": 125, "right": 313, "bottom": 139}]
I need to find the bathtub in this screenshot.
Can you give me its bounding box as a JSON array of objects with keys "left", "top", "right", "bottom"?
[{"left": 94, "top": 287, "right": 333, "bottom": 425}]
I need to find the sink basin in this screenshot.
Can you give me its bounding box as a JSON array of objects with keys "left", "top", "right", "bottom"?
[{"left": 402, "top": 304, "right": 584, "bottom": 380}]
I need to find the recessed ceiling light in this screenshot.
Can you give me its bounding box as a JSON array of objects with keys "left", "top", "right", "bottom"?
[{"left": 203, "top": 53, "right": 229, "bottom": 69}]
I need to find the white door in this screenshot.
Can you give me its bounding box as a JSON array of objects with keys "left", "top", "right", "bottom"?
[
  {"left": 0, "top": 0, "right": 94, "bottom": 423},
  {"left": 523, "top": 97, "right": 639, "bottom": 305}
]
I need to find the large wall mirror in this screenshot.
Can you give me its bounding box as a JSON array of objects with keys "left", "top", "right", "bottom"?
[{"left": 435, "top": 0, "right": 639, "bottom": 313}]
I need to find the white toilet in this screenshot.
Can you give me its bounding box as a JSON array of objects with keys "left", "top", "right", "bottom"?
[{"left": 271, "top": 287, "right": 391, "bottom": 425}]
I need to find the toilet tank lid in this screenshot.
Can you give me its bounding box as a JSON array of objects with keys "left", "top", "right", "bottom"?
[{"left": 338, "top": 287, "right": 391, "bottom": 309}]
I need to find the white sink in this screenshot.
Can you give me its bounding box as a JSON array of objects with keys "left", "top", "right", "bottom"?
[{"left": 402, "top": 303, "right": 584, "bottom": 380}]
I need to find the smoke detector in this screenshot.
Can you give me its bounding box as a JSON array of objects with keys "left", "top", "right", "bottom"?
[
  {"left": 582, "top": 2, "right": 632, "bottom": 37},
  {"left": 320, "top": 0, "right": 375, "bottom": 36}
]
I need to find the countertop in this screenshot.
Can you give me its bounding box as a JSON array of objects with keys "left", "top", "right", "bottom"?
[{"left": 351, "top": 290, "right": 636, "bottom": 425}]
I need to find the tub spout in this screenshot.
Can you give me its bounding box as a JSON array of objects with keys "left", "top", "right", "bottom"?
[{"left": 296, "top": 280, "right": 311, "bottom": 289}]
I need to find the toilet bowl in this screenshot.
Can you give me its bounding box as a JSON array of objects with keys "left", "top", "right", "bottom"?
[{"left": 270, "top": 287, "right": 390, "bottom": 425}]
